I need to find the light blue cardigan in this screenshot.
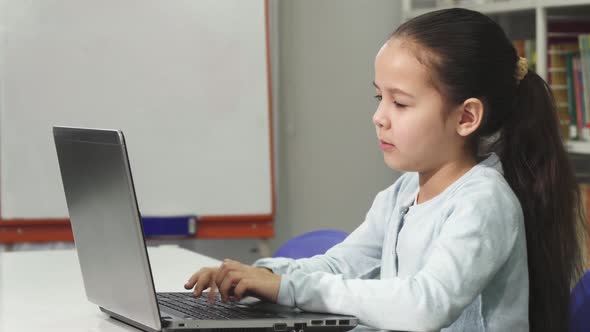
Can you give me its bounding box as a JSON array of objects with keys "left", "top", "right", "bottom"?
[{"left": 254, "top": 153, "right": 529, "bottom": 331}]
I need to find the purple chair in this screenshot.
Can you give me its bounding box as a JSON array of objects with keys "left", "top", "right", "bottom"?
[
  {"left": 273, "top": 229, "right": 348, "bottom": 259},
  {"left": 570, "top": 269, "right": 590, "bottom": 332}
]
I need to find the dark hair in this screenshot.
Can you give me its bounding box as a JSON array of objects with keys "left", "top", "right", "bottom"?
[{"left": 391, "top": 8, "right": 587, "bottom": 331}]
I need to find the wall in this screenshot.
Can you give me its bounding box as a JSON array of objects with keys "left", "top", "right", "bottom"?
[{"left": 269, "top": 0, "right": 403, "bottom": 252}]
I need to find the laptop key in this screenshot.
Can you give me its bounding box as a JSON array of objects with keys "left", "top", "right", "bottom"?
[{"left": 157, "top": 293, "right": 271, "bottom": 320}]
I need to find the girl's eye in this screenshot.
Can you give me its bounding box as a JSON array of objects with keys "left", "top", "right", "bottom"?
[{"left": 373, "top": 95, "right": 407, "bottom": 108}]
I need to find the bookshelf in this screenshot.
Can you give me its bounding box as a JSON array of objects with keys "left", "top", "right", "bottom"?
[{"left": 402, "top": 0, "right": 590, "bottom": 155}]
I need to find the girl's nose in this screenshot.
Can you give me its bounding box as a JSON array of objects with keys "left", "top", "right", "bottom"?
[{"left": 373, "top": 108, "right": 389, "bottom": 129}]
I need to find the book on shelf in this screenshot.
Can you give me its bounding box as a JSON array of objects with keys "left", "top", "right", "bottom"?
[
  {"left": 546, "top": 21, "right": 590, "bottom": 142},
  {"left": 580, "top": 34, "right": 590, "bottom": 138},
  {"left": 574, "top": 56, "right": 586, "bottom": 137},
  {"left": 579, "top": 183, "right": 590, "bottom": 267}
]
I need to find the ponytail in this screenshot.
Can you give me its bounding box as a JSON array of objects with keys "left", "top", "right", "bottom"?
[{"left": 491, "top": 70, "right": 588, "bottom": 331}]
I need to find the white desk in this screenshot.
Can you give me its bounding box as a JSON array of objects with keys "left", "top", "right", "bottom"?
[
  {"left": 0, "top": 245, "right": 221, "bottom": 332},
  {"left": 0, "top": 246, "right": 377, "bottom": 332}
]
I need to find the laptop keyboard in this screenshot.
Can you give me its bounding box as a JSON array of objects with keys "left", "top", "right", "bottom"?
[{"left": 157, "top": 292, "right": 274, "bottom": 320}]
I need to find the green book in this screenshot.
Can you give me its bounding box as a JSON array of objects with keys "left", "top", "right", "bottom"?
[{"left": 566, "top": 51, "right": 577, "bottom": 128}]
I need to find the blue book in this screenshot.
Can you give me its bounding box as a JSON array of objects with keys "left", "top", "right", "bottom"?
[{"left": 141, "top": 215, "right": 197, "bottom": 237}]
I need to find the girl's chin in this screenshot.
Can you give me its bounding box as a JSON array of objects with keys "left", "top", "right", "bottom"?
[
  {"left": 383, "top": 154, "right": 403, "bottom": 171},
  {"left": 383, "top": 154, "right": 415, "bottom": 172}
]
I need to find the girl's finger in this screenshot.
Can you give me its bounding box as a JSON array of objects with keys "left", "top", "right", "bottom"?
[
  {"left": 215, "top": 260, "right": 239, "bottom": 286},
  {"left": 193, "top": 272, "right": 211, "bottom": 297},
  {"left": 233, "top": 278, "right": 250, "bottom": 301},
  {"left": 219, "top": 271, "right": 241, "bottom": 302},
  {"left": 207, "top": 279, "right": 219, "bottom": 303},
  {"left": 185, "top": 270, "right": 203, "bottom": 290}
]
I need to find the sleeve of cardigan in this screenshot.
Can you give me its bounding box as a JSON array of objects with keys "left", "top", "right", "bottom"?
[{"left": 252, "top": 187, "right": 397, "bottom": 279}]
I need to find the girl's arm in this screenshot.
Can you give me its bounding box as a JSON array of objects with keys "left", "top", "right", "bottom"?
[
  {"left": 252, "top": 188, "right": 393, "bottom": 279},
  {"left": 274, "top": 189, "right": 523, "bottom": 331}
]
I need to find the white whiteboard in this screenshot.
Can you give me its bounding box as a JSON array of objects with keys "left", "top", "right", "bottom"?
[{"left": 0, "top": 0, "right": 273, "bottom": 218}]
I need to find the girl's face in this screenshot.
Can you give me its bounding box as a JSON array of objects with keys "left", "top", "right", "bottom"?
[{"left": 373, "top": 38, "right": 461, "bottom": 173}]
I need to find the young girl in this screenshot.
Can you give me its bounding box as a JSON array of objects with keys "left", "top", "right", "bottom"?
[{"left": 185, "top": 8, "right": 587, "bottom": 331}]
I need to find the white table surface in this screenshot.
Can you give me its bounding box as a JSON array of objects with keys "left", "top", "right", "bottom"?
[
  {"left": 0, "top": 245, "right": 221, "bottom": 332},
  {"left": 0, "top": 246, "right": 379, "bottom": 332}
]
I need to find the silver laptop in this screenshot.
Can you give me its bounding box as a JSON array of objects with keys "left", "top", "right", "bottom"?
[{"left": 53, "top": 126, "right": 359, "bottom": 332}]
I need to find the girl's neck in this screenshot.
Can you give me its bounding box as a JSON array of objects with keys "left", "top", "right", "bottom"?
[{"left": 417, "top": 155, "right": 478, "bottom": 204}]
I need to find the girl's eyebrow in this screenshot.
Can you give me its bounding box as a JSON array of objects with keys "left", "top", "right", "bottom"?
[{"left": 372, "top": 81, "right": 414, "bottom": 98}]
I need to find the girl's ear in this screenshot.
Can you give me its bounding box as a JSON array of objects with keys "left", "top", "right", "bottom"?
[{"left": 456, "top": 97, "right": 484, "bottom": 137}]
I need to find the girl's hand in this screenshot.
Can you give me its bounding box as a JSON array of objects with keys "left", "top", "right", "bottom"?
[
  {"left": 184, "top": 266, "right": 222, "bottom": 303},
  {"left": 214, "top": 259, "right": 281, "bottom": 303}
]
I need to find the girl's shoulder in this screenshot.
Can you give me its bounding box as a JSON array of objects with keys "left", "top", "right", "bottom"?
[
  {"left": 453, "top": 162, "right": 517, "bottom": 203},
  {"left": 444, "top": 165, "right": 524, "bottom": 228}
]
